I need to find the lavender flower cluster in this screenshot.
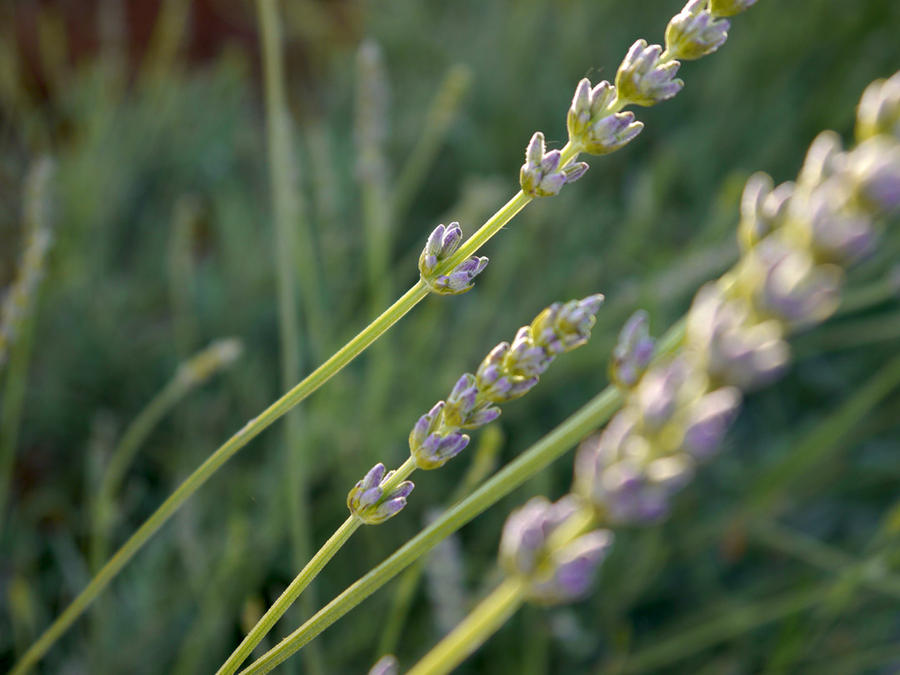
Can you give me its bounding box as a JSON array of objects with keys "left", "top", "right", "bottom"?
[
  {"left": 521, "top": 0, "right": 754, "bottom": 200},
  {"left": 575, "top": 71, "right": 900, "bottom": 527},
  {"left": 418, "top": 221, "right": 489, "bottom": 295},
  {"left": 347, "top": 295, "right": 605, "bottom": 523},
  {"left": 410, "top": 294, "right": 605, "bottom": 471},
  {"left": 499, "top": 496, "right": 612, "bottom": 605}
]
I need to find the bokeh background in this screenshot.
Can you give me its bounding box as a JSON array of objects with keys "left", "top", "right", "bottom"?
[{"left": 2, "top": 0, "right": 900, "bottom": 672}]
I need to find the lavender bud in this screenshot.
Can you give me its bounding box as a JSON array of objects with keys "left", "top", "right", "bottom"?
[
  {"left": 504, "top": 326, "right": 554, "bottom": 377},
  {"left": 634, "top": 358, "right": 693, "bottom": 431},
  {"left": 798, "top": 131, "right": 844, "bottom": 189},
  {"left": 709, "top": 0, "right": 758, "bottom": 17},
  {"left": 609, "top": 310, "right": 655, "bottom": 389},
  {"left": 682, "top": 387, "right": 742, "bottom": 461},
  {"left": 566, "top": 78, "right": 644, "bottom": 154},
  {"left": 347, "top": 463, "right": 415, "bottom": 525},
  {"left": 520, "top": 131, "right": 590, "bottom": 197},
  {"left": 856, "top": 70, "right": 900, "bottom": 142},
  {"left": 686, "top": 284, "right": 790, "bottom": 389},
  {"left": 368, "top": 655, "right": 398, "bottom": 675},
  {"left": 412, "top": 430, "right": 471, "bottom": 470},
  {"left": 845, "top": 136, "right": 900, "bottom": 214},
  {"left": 743, "top": 238, "right": 844, "bottom": 328},
  {"left": 738, "top": 173, "right": 795, "bottom": 251},
  {"left": 419, "top": 222, "right": 489, "bottom": 295},
  {"left": 529, "top": 530, "right": 614, "bottom": 604},
  {"left": 665, "top": 0, "right": 730, "bottom": 61},
  {"left": 792, "top": 180, "right": 875, "bottom": 264},
  {"left": 443, "top": 373, "right": 480, "bottom": 427},
  {"left": 615, "top": 40, "right": 684, "bottom": 107},
  {"left": 409, "top": 401, "right": 445, "bottom": 451},
  {"left": 464, "top": 405, "right": 502, "bottom": 428},
  {"left": 531, "top": 294, "right": 605, "bottom": 356}
]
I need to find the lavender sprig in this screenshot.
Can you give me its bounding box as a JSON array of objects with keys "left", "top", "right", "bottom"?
[
  {"left": 347, "top": 463, "right": 415, "bottom": 525},
  {"left": 519, "top": 132, "right": 589, "bottom": 198},
  {"left": 410, "top": 294, "right": 605, "bottom": 470}
]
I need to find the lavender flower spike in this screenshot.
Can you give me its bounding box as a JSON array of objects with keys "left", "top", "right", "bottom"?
[
  {"left": 609, "top": 310, "right": 655, "bottom": 389},
  {"left": 665, "top": 0, "right": 730, "bottom": 62},
  {"left": 615, "top": 39, "right": 683, "bottom": 107},
  {"left": 347, "top": 463, "right": 414, "bottom": 525},
  {"left": 530, "top": 293, "right": 605, "bottom": 356},
  {"left": 566, "top": 79, "right": 644, "bottom": 155},
  {"left": 520, "top": 131, "right": 589, "bottom": 198},
  {"left": 419, "top": 221, "right": 489, "bottom": 295}
]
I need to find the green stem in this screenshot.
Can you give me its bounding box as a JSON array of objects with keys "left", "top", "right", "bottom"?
[
  {"left": 407, "top": 577, "right": 527, "bottom": 675},
  {"left": 217, "top": 516, "right": 362, "bottom": 675},
  {"left": 219, "top": 455, "right": 419, "bottom": 674},
  {"left": 239, "top": 322, "right": 686, "bottom": 674},
  {"left": 257, "top": 0, "right": 323, "bottom": 671},
  {"left": 90, "top": 377, "right": 186, "bottom": 571},
  {"left": 10, "top": 281, "right": 427, "bottom": 675}
]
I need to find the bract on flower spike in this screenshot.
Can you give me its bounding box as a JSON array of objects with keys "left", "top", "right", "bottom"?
[
  {"left": 709, "top": 0, "right": 759, "bottom": 18},
  {"left": 418, "top": 221, "right": 489, "bottom": 295},
  {"left": 347, "top": 463, "right": 414, "bottom": 525},
  {"left": 519, "top": 131, "right": 589, "bottom": 197},
  {"left": 856, "top": 71, "right": 900, "bottom": 141}
]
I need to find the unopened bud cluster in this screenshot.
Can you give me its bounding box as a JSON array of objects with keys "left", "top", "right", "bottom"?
[
  {"left": 419, "top": 222, "right": 489, "bottom": 295},
  {"left": 499, "top": 496, "right": 613, "bottom": 604},
  {"left": 347, "top": 463, "right": 414, "bottom": 525},
  {"left": 520, "top": 132, "right": 589, "bottom": 197},
  {"left": 575, "top": 72, "right": 900, "bottom": 526},
  {"left": 410, "top": 294, "right": 605, "bottom": 470}
]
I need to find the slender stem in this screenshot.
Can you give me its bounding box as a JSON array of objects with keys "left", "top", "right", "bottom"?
[
  {"left": 407, "top": 577, "right": 527, "bottom": 675},
  {"left": 10, "top": 281, "right": 427, "bottom": 675},
  {"left": 219, "top": 455, "right": 419, "bottom": 674},
  {"left": 257, "top": 1, "right": 323, "bottom": 671},
  {"left": 90, "top": 377, "right": 185, "bottom": 571},
  {"left": 239, "top": 322, "right": 687, "bottom": 674},
  {"left": 217, "top": 516, "right": 362, "bottom": 675}
]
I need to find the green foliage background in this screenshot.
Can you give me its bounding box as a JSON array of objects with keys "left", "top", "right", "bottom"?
[{"left": 2, "top": 0, "right": 900, "bottom": 672}]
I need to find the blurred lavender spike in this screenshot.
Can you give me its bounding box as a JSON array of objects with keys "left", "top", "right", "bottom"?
[
  {"left": 615, "top": 39, "right": 683, "bottom": 107},
  {"left": 665, "top": 0, "right": 730, "bottom": 61},
  {"left": 609, "top": 310, "right": 655, "bottom": 389},
  {"left": 347, "top": 463, "right": 414, "bottom": 525},
  {"left": 531, "top": 293, "right": 605, "bottom": 356},
  {"left": 519, "top": 131, "right": 589, "bottom": 198}
]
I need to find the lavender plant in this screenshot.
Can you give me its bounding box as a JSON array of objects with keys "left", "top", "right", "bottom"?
[
  {"left": 12, "top": 1, "right": 758, "bottom": 671},
  {"left": 216, "top": 295, "right": 604, "bottom": 674},
  {"left": 400, "top": 72, "right": 900, "bottom": 675},
  {"left": 242, "top": 67, "right": 899, "bottom": 674}
]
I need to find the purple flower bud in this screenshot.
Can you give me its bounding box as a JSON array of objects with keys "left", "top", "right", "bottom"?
[
  {"left": 430, "top": 255, "right": 490, "bottom": 295},
  {"left": 529, "top": 530, "right": 614, "bottom": 604},
  {"left": 347, "top": 464, "right": 415, "bottom": 525},
  {"left": 856, "top": 69, "right": 900, "bottom": 141},
  {"left": 463, "top": 405, "right": 501, "bottom": 428},
  {"left": 744, "top": 237, "right": 844, "bottom": 328},
  {"left": 609, "top": 309, "right": 655, "bottom": 389},
  {"left": 583, "top": 111, "right": 644, "bottom": 156},
  {"left": 846, "top": 136, "right": 900, "bottom": 214},
  {"left": 409, "top": 401, "right": 445, "bottom": 451},
  {"left": 682, "top": 387, "right": 742, "bottom": 461},
  {"left": 634, "top": 358, "right": 691, "bottom": 430},
  {"left": 504, "top": 326, "right": 553, "bottom": 377},
  {"left": 368, "top": 655, "right": 398, "bottom": 675},
  {"left": 412, "top": 430, "right": 470, "bottom": 470},
  {"left": 443, "top": 373, "right": 480, "bottom": 427},
  {"left": 709, "top": 0, "right": 758, "bottom": 17},
  {"left": 615, "top": 40, "right": 684, "bottom": 107},
  {"left": 499, "top": 496, "right": 580, "bottom": 575},
  {"left": 686, "top": 284, "right": 790, "bottom": 390},
  {"left": 520, "top": 131, "right": 590, "bottom": 197},
  {"left": 798, "top": 131, "right": 844, "bottom": 189},
  {"left": 665, "top": 0, "right": 730, "bottom": 61},
  {"left": 531, "top": 294, "right": 605, "bottom": 356},
  {"left": 792, "top": 180, "right": 875, "bottom": 264}
]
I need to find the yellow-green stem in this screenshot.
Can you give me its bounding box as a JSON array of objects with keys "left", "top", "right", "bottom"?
[{"left": 407, "top": 577, "right": 527, "bottom": 675}]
